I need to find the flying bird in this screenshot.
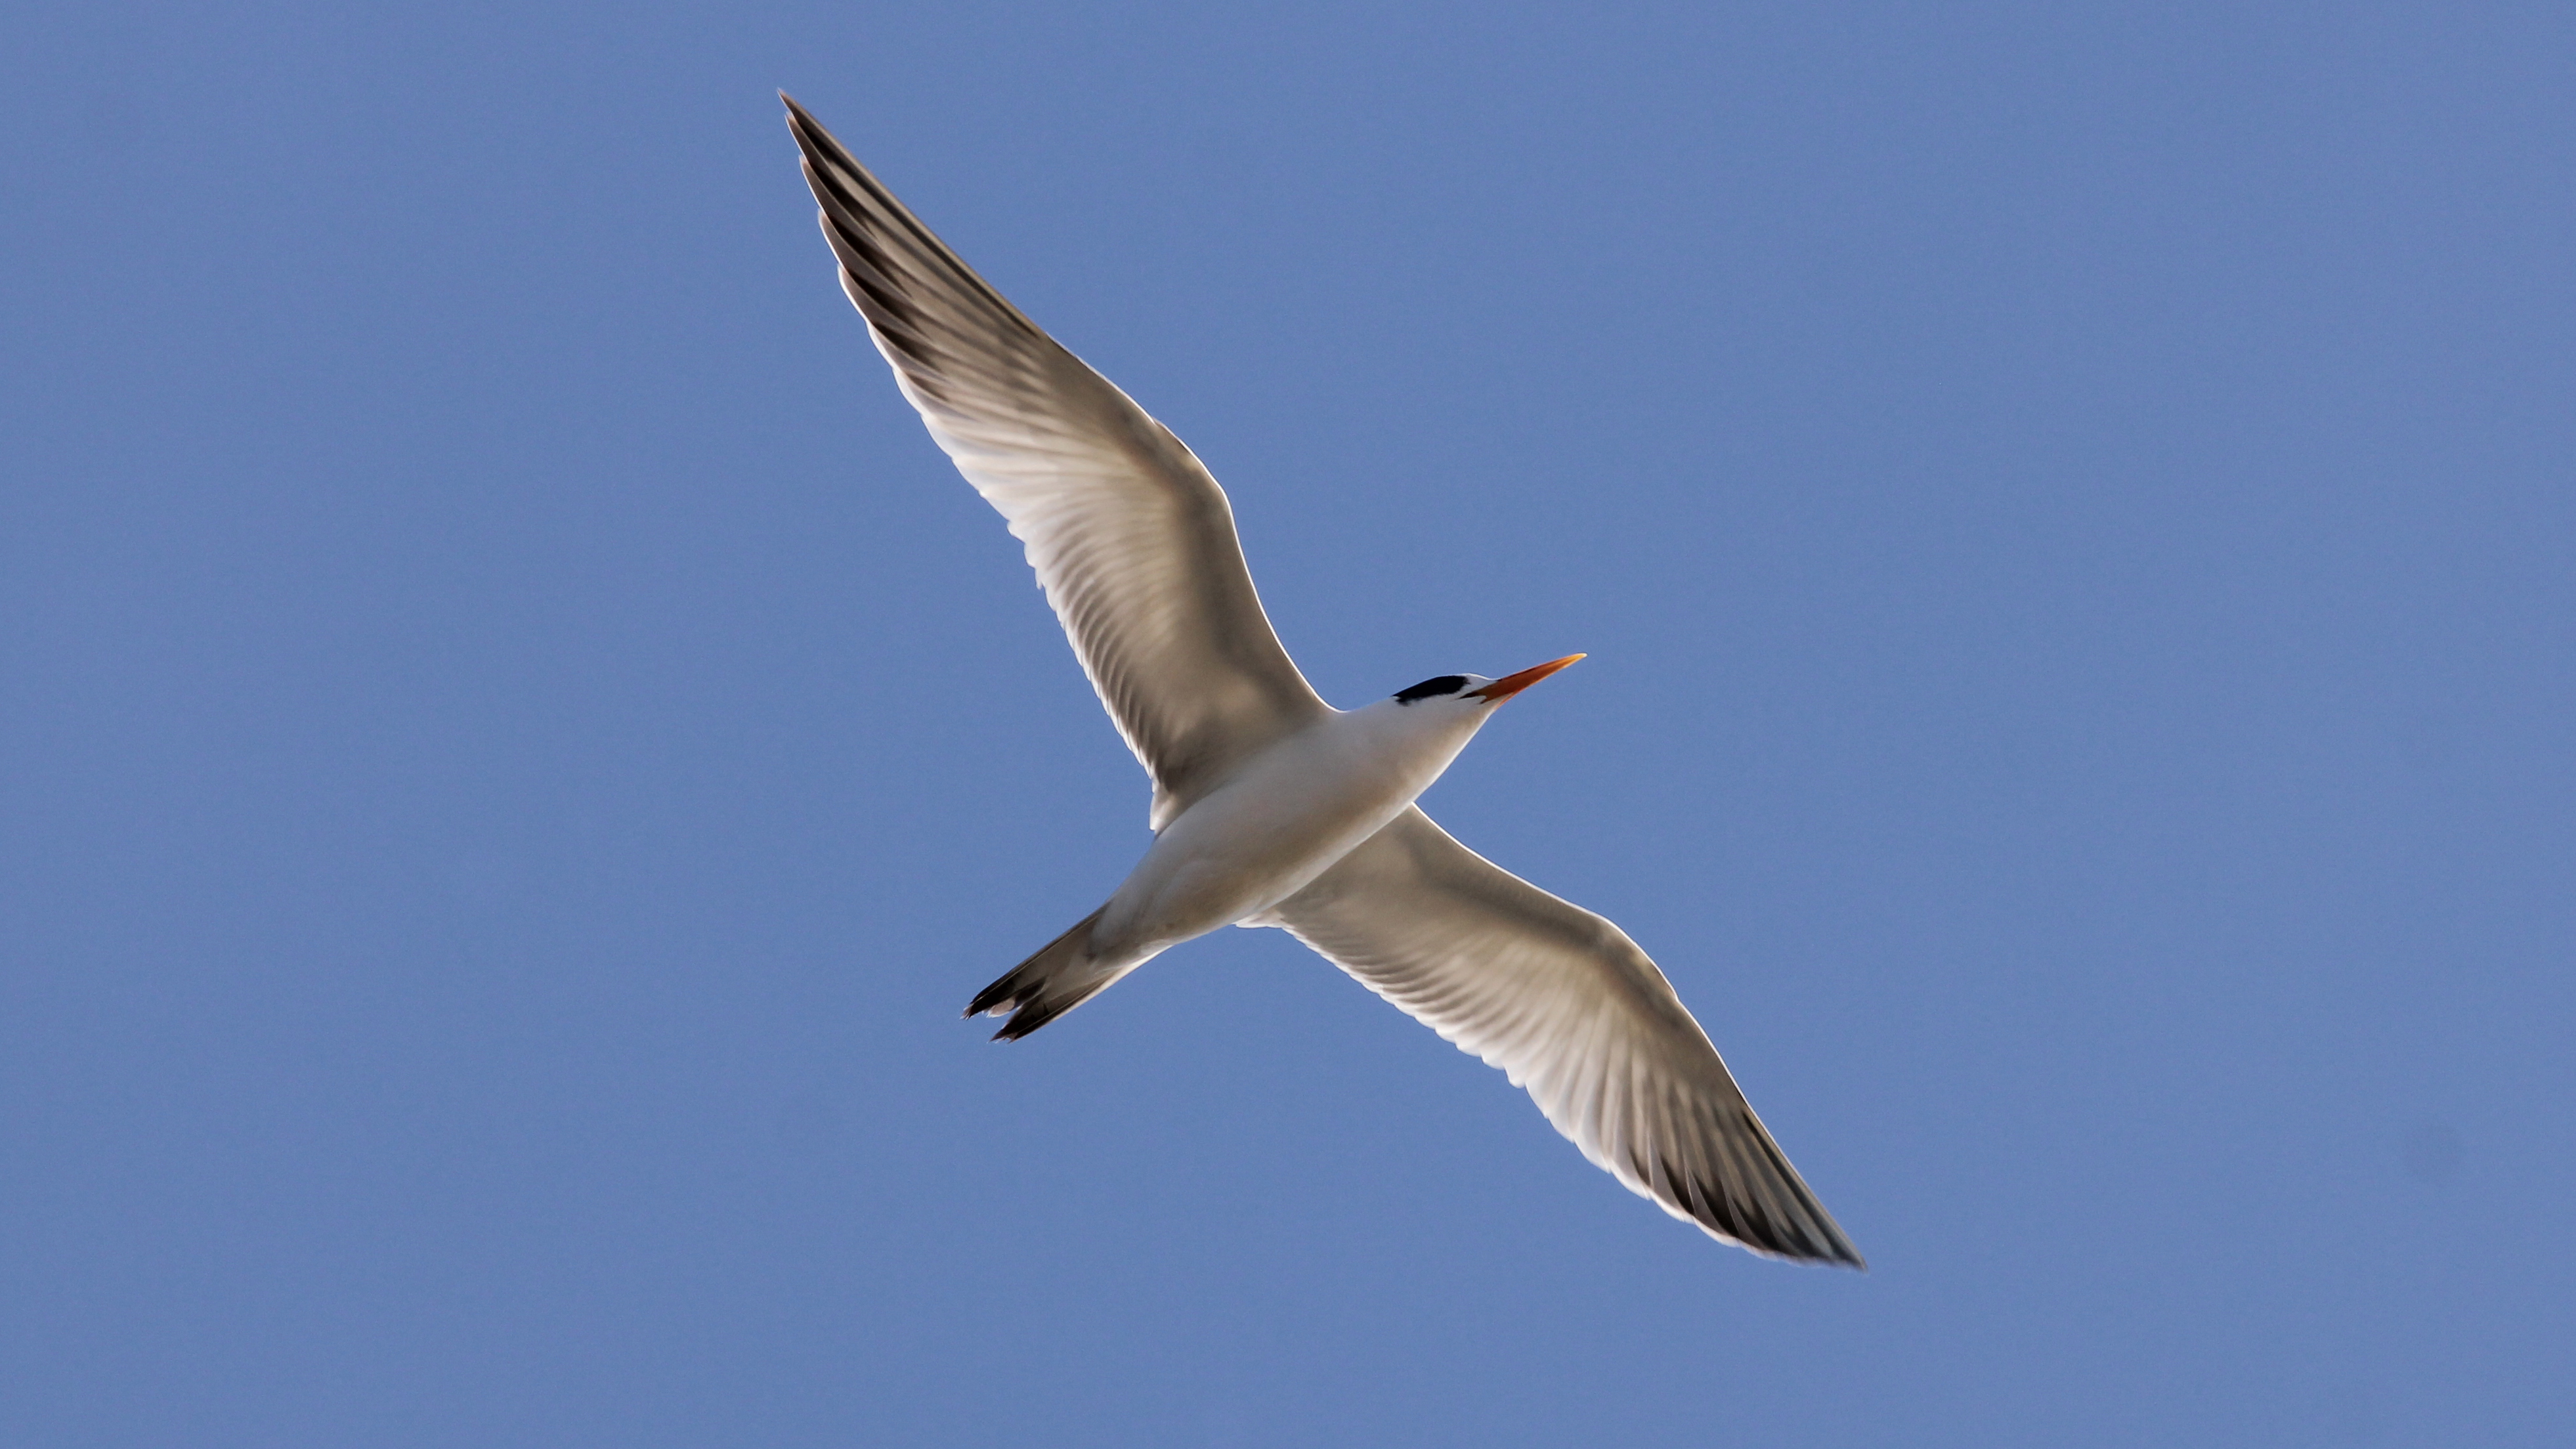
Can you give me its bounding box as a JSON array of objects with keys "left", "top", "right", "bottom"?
[{"left": 784, "top": 97, "right": 1862, "bottom": 1267}]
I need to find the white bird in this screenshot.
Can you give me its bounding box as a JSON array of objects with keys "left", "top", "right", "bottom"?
[{"left": 786, "top": 97, "right": 1863, "bottom": 1267}]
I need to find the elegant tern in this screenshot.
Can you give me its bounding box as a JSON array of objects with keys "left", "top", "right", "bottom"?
[{"left": 785, "top": 97, "right": 1862, "bottom": 1266}]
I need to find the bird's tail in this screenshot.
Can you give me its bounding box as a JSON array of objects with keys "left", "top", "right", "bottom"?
[{"left": 965, "top": 906, "right": 1127, "bottom": 1041}]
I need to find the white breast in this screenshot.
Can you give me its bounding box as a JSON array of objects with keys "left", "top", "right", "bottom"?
[{"left": 1091, "top": 700, "right": 1488, "bottom": 955}]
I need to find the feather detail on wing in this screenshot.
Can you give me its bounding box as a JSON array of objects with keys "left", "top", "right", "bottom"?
[
  {"left": 785, "top": 98, "right": 1329, "bottom": 827},
  {"left": 1266, "top": 807, "right": 1864, "bottom": 1266}
]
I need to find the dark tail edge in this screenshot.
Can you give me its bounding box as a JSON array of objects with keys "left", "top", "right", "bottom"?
[{"left": 964, "top": 908, "right": 1109, "bottom": 1042}]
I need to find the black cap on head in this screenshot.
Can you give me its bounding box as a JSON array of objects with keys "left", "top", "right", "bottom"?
[{"left": 1394, "top": 675, "right": 1470, "bottom": 704}]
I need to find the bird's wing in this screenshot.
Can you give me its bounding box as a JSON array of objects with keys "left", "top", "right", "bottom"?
[
  {"left": 1263, "top": 806, "right": 1864, "bottom": 1266},
  {"left": 786, "top": 98, "right": 1331, "bottom": 829}
]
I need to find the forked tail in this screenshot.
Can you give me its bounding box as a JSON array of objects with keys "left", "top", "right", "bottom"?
[{"left": 964, "top": 906, "right": 1124, "bottom": 1041}]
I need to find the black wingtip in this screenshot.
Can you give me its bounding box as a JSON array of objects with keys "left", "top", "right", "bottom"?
[
  {"left": 1792, "top": 1230, "right": 1868, "bottom": 1270},
  {"left": 780, "top": 93, "right": 821, "bottom": 140}
]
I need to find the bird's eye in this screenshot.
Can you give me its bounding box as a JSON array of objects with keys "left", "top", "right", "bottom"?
[{"left": 1394, "top": 675, "right": 1469, "bottom": 704}]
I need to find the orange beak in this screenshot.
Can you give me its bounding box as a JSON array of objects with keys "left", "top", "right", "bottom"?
[{"left": 1467, "top": 653, "right": 1587, "bottom": 704}]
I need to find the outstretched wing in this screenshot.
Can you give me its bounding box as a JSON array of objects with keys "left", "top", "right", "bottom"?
[
  {"left": 1265, "top": 807, "right": 1864, "bottom": 1265},
  {"left": 786, "top": 98, "right": 1330, "bottom": 828}
]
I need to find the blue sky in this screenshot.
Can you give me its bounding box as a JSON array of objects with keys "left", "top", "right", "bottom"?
[{"left": 5, "top": 3, "right": 2571, "bottom": 1444}]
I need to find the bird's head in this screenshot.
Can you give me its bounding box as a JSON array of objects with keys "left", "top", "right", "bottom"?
[{"left": 1386, "top": 654, "right": 1586, "bottom": 715}]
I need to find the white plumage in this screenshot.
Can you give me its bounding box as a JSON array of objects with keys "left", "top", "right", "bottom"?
[{"left": 788, "top": 96, "right": 1861, "bottom": 1266}]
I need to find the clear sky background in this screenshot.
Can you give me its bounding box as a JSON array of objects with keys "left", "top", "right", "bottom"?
[{"left": 6, "top": 3, "right": 2571, "bottom": 1444}]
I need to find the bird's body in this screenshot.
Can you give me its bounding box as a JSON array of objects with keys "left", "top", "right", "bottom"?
[
  {"left": 974, "top": 670, "right": 1550, "bottom": 1036},
  {"left": 785, "top": 96, "right": 1865, "bottom": 1266},
  {"left": 1102, "top": 690, "right": 1490, "bottom": 955}
]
